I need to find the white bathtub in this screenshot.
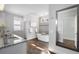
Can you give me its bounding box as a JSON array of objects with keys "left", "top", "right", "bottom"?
[{"left": 37, "top": 34, "right": 49, "bottom": 42}]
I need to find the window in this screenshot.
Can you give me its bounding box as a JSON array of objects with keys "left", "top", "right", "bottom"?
[{"left": 14, "top": 17, "right": 21, "bottom": 31}]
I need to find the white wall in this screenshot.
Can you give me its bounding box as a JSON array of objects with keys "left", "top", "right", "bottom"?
[
  {"left": 25, "top": 13, "right": 39, "bottom": 40},
  {"left": 49, "top": 4, "right": 79, "bottom": 54},
  {"left": 0, "top": 11, "right": 6, "bottom": 26}
]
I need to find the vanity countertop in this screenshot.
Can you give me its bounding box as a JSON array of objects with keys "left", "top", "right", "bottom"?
[{"left": 0, "top": 34, "right": 26, "bottom": 49}]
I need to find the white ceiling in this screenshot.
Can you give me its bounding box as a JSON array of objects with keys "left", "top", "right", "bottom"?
[{"left": 4, "top": 4, "right": 49, "bottom": 16}]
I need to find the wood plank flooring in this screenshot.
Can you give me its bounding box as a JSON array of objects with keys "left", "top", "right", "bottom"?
[
  {"left": 27, "top": 38, "right": 49, "bottom": 54},
  {"left": 57, "top": 39, "right": 76, "bottom": 50},
  {"left": 63, "top": 39, "right": 76, "bottom": 49}
]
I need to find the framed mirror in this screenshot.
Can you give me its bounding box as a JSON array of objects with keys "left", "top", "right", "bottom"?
[{"left": 56, "top": 5, "right": 79, "bottom": 51}]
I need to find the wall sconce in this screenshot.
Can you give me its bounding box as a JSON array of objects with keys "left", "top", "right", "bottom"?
[{"left": 0, "top": 4, "right": 5, "bottom": 11}]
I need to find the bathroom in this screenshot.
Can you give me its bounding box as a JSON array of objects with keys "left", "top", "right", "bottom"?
[{"left": 0, "top": 4, "right": 49, "bottom": 54}]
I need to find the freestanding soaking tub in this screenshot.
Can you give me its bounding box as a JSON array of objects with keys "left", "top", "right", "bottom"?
[{"left": 37, "top": 33, "right": 49, "bottom": 42}]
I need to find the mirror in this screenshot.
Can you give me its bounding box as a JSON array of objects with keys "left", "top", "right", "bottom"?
[
  {"left": 39, "top": 16, "right": 49, "bottom": 34},
  {"left": 56, "top": 5, "right": 79, "bottom": 51}
]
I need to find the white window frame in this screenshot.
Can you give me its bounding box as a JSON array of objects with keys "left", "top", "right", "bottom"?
[{"left": 14, "top": 17, "right": 22, "bottom": 31}]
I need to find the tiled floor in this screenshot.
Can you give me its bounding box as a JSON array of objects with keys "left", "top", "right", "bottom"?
[{"left": 27, "top": 38, "right": 49, "bottom": 54}]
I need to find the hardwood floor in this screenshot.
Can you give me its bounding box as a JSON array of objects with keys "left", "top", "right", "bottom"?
[
  {"left": 57, "top": 39, "right": 76, "bottom": 50},
  {"left": 63, "top": 39, "right": 76, "bottom": 49},
  {"left": 27, "top": 38, "right": 49, "bottom": 54}
]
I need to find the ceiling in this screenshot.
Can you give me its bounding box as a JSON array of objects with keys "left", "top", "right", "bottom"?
[{"left": 4, "top": 4, "right": 49, "bottom": 16}]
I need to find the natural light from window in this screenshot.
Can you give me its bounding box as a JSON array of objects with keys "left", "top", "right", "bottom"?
[{"left": 14, "top": 17, "right": 21, "bottom": 31}]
